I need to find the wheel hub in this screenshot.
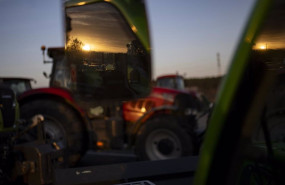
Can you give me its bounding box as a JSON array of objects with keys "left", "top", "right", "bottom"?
[
  {"left": 145, "top": 128, "right": 182, "bottom": 160},
  {"left": 43, "top": 118, "right": 66, "bottom": 149},
  {"left": 157, "top": 138, "right": 175, "bottom": 155}
]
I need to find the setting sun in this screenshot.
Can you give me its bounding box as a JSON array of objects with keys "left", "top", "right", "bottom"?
[
  {"left": 82, "top": 44, "right": 91, "bottom": 51},
  {"left": 260, "top": 45, "right": 266, "bottom": 50}
]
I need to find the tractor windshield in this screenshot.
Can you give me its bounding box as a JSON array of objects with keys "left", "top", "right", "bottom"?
[
  {"left": 156, "top": 76, "right": 185, "bottom": 90},
  {"left": 63, "top": 2, "right": 151, "bottom": 100}
]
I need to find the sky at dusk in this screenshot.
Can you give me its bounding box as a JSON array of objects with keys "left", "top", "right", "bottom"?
[{"left": 0, "top": 0, "right": 255, "bottom": 87}]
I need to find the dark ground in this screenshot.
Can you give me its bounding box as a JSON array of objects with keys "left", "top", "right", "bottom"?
[{"left": 76, "top": 150, "right": 137, "bottom": 167}]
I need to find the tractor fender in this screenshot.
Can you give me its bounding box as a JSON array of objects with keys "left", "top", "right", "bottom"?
[
  {"left": 19, "top": 87, "right": 84, "bottom": 114},
  {"left": 19, "top": 88, "right": 76, "bottom": 108}
]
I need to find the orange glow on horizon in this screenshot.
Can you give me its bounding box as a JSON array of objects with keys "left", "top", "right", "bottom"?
[
  {"left": 77, "top": 2, "right": 86, "bottom": 6},
  {"left": 70, "top": 35, "right": 127, "bottom": 53},
  {"left": 253, "top": 43, "right": 268, "bottom": 50}
]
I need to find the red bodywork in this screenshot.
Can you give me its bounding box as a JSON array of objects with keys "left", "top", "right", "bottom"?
[
  {"left": 122, "top": 86, "right": 197, "bottom": 123},
  {"left": 156, "top": 74, "right": 183, "bottom": 79},
  {"left": 123, "top": 74, "right": 199, "bottom": 123},
  {"left": 19, "top": 75, "right": 196, "bottom": 125},
  {"left": 19, "top": 87, "right": 73, "bottom": 102}
]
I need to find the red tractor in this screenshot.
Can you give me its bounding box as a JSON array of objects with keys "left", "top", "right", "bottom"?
[{"left": 17, "top": 46, "right": 210, "bottom": 164}]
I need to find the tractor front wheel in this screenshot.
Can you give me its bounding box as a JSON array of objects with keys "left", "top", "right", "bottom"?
[{"left": 135, "top": 116, "right": 194, "bottom": 161}]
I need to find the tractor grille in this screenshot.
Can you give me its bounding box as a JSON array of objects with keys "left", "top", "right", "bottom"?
[{"left": 0, "top": 85, "right": 16, "bottom": 128}]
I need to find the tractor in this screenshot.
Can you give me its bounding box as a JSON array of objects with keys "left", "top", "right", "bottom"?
[{"left": 18, "top": 44, "right": 210, "bottom": 163}]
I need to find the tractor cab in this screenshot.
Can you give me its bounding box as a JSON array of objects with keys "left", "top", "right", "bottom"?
[
  {"left": 156, "top": 74, "right": 185, "bottom": 90},
  {"left": 0, "top": 77, "right": 34, "bottom": 96}
]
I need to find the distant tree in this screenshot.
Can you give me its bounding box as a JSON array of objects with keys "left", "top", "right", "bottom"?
[
  {"left": 66, "top": 38, "right": 83, "bottom": 52},
  {"left": 66, "top": 38, "right": 84, "bottom": 64}
]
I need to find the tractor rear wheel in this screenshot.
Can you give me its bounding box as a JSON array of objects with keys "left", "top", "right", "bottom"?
[{"left": 20, "top": 99, "right": 88, "bottom": 166}]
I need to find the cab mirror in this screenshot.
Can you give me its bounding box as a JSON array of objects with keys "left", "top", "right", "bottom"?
[{"left": 63, "top": 2, "right": 151, "bottom": 101}]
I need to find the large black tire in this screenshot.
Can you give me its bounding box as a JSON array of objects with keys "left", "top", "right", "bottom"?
[
  {"left": 135, "top": 116, "right": 194, "bottom": 161},
  {"left": 20, "top": 99, "right": 88, "bottom": 166}
]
